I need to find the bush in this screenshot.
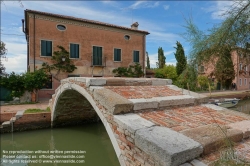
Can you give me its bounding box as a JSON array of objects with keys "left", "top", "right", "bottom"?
[
  {"left": 112, "top": 63, "right": 144, "bottom": 77},
  {"left": 154, "top": 65, "right": 178, "bottom": 81}
]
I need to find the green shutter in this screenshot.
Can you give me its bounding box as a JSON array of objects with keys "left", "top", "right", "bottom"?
[
  {"left": 41, "top": 40, "right": 46, "bottom": 56},
  {"left": 76, "top": 45, "right": 79, "bottom": 58},
  {"left": 46, "top": 41, "right": 52, "bottom": 56},
  {"left": 93, "top": 46, "right": 102, "bottom": 66},
  {"left": 118, "top": 49, "right": 121, "bottom": 61},
  {"left": 133, "top": 51, "right": 139, "bottom": 62},
  {"left": 114, "top": 49, "right": 117, "bottom": 61},
  {"left": 70, "top": 44, "right": 79, "bottom": 58}
]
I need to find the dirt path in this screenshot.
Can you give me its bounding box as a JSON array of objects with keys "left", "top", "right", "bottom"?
[{"left": 0, "top": 101, "right": 49, "bottom": 114}]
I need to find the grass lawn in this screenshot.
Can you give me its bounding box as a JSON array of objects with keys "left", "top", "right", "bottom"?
[{"left": 24, "top": 107, "right": 50, "bottom": 114}]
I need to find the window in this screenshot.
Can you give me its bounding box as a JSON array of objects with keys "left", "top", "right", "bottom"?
[
  {"left": 70, "top": 43, "right": 79, "bottom": 58},
  {"left": 133, "top": 50, "right": 139, "bottom": 63},
  {"left": 93, "top": 46, "right": 102, "bottom": 66},
  {"left": 43, "top": 75, "right": 52, "bottom": 89},
  {"left": 68, "top": 75, "right": 80, "bottom": 77},
  {"left": 240, "top": 63, "right": 242, "bottom": 70},
  {"left": 41, "top": 40, "right": 52, "bottom": 56},
  {"left": 199, "top": 65, "right": 205, "bottom": 73},
  {"left": 124, "top": 35, "right": 130, "bottom": 40},
  {"left": 114, "top": 48, "right": 121, "bottom": 62},
  {"left": 57, "top": 24, "right": 66, "bottom": 31},
  {"left": 240, "top": 78, "right": 242, "bottom": 86},
  {"left": 246, "top": 66, "right": 248, "bottom": 71},
  {"left": 245, "top": 78, "right": 247, "bottom": 85}
]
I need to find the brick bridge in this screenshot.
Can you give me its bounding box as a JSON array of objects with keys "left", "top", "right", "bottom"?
[{"left": 49, "top": 77, "right": 250, "bottom": 166}]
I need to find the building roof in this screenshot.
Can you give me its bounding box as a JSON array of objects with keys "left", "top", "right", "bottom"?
[{"left": 25, "top": 9, "right": 150, "bottom": 35}]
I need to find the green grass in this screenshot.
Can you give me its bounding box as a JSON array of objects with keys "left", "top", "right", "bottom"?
[{"left": 24, "top": 107, "right": 50, "bottom": 114}]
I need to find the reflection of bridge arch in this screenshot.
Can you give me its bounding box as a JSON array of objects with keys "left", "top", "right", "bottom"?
[{"left": 51, "top": 82, "right": 124, "bottom": 166}]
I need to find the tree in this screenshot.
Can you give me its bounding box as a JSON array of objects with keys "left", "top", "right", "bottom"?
[
  {"left": 175, "top": 64, "right": 198, "bottom": 91},
  {"left": 154, "top": 65, "right": 178, "bottom": 82},
  {"left": 214, "top": 49, "right": 235, "bottom": 89},
  {"left": 24, "top": 69, "right": 49, "bottom": 101},
  {"left": 174, "top": 41, "right": 187, "bottom": 76},
  {"left": 182, "top": 0, "right": 250, "bottom": 65},
  {"left": 0, "top": 41, "right": 7, "bottom": 75},
  {"left": 42, "top": 45, "right": 77, "bottom": 81},
  {"left": 146, "top": 52, "right": 150, "bottom": 69},
  {"left": 197, "top": 75, "right": 209, "bottom": 90},
  {"left": 156, "top": 47, "right": 166, "bottom": 68},
  {"left": 0, "top": 72, "right": 25, "bottom": 98}
]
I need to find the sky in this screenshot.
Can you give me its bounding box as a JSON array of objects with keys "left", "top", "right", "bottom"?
[{"left": 1, "top": 0, "right": 233, "bottom": 74}]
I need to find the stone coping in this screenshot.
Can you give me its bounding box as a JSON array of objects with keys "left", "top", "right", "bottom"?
[
  {"left": 60, "top": 77, "right": 172, "bottom": 87},
  {"left": 114, "top": 114, "right": 203, "bottom": 166}
]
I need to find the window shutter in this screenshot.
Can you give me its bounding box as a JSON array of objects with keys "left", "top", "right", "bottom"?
[
  {"left": 41, "top": 40, "right": 46, "bottom": 56},
  {"left": 76, "top": 44, "right": 79, "bottom": 58},
  {"left": 47, "top": 41, "right": 52, "bottom": 56}
]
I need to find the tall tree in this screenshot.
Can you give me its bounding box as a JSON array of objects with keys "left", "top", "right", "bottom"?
[
  {"left": 174, "top": 41, "right": 187, "bottom": 76},
  {"left": 156, "top": 47, "right": 166, "bottom": 68},
  {"left": 0, "top": 41, "right": 7, "bottom": 75},
  {"left": 214, "top": 48, "right": 235, "bottom": 89},
  {"left": 182, "top": 0, "right": 250, "bottom": 65},
  {"left": 146, "top": 52, "right": 150, "bottom": 69}
]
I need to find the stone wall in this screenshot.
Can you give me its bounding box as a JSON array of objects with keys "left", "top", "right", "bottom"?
[{"left": 1, "top": 113, "right": 51, "bottom": 133}]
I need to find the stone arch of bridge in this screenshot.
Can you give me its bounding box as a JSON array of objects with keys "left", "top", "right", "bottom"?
[{"left": 51, "top": 82, "right": 124, "bottom": 166}]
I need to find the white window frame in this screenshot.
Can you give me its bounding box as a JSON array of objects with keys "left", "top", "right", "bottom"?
[{"left": 40, "top": 39, "right": 53, "bottom": 57}]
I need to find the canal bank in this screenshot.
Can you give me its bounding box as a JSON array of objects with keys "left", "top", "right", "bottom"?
[{"left": 200, "top": 89, "right": 250, "bottom": 99}]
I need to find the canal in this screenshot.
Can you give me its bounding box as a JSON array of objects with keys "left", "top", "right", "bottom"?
[
  {"left": 0, "top": 123, "right": 120, "bottom": 166},
  {"left": 231, "top": 98, "right": 250, "bottom": 114}
]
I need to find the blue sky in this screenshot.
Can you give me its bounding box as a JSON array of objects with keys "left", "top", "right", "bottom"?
[{"left": 1, "top": 1, "right": 233, "bottom": 73}]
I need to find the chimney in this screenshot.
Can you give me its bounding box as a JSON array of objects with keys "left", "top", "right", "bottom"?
[
  {"left": 22, "top": 19, "right": 25, "bottom": 33},
  {"left": 131, "top": 22, "right": 139, "bottom": 30}
]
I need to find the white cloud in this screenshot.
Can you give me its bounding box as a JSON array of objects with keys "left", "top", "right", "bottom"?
[
  {"left": 3, "top": 54, "right": 27, "bottom": 74},
  {"left": 127, "top": 1, "right": 159, "bottom": 10},
  {"left": 148, "top": 51, "right": 176, "bottom": 68},
  {"left": 202, "top": 1, "right": 234, "bottom": 20},
  {"left": 163, "top": 5, "right": 169, "bottom": 10}
]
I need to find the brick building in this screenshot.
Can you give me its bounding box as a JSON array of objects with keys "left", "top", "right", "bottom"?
[
  {"left": 22, "top": 9, "right": 149, "bottom": 99},
  {"left": 199, "top": 50, "right": 250, "bottom": 91}
]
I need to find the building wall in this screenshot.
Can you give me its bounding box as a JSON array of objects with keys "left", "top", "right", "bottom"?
[
  {"left": 26, "top": 13, "right": 147, "bottom": 99},
  {"left": 201, "top": 50, "right": 250, "bottom": 91}
]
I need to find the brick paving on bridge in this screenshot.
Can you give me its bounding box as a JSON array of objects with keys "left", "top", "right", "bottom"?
[
  {"left": 137, "top": 105, "right": 247, "bottom": 132},
  {"left": 105, "top": 86, "right": 183, "bottom": 99}
]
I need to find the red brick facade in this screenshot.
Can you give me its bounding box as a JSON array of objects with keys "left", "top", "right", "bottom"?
[
  {"left": 200, "top": 50, "right": 250, "bottom": 91},
  {"left": 23, "top": 9, "right": 149, "bottom": 99}
]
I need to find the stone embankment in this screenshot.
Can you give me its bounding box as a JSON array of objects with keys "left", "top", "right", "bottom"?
[{"left": 0, "top": 110, "right": 51, "bottom": 133}]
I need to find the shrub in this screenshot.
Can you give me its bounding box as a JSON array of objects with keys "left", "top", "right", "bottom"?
[{"left": 112, "top": 63, "right": 144, "bottom": 77}]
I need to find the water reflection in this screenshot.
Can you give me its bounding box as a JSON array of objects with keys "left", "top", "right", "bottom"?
[
  {"left": 0, "top": 123, "right": 119, "bottom": 166},
  {"left": 231, "top": 98, "right": 250, "bottom": 114}
]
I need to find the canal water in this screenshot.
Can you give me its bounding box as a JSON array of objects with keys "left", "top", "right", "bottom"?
[
  {"left": 0, "top": 123, "right": 120, "bottom": 166},
  {"left": 231, "top": 98, "right": 250, "bottom": 114}
]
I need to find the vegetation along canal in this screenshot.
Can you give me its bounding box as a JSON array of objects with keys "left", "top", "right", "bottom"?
[{"left": 1, "top": 123, "right": 120, "bottom": 166}]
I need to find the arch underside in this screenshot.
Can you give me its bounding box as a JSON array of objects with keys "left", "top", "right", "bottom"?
[{"left": 53, "top": 89, "right": 99, "bottom": 127}]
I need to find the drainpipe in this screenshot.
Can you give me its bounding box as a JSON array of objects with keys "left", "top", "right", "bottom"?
[
  {"left": 22, "top": 19, "right": 29, "bottom": 72},
  {"left": 143, "top": 34, "right": 146, "bottom": 77},
  {"left": 33, "top": 14, "right": 36, "bottom": 71}
]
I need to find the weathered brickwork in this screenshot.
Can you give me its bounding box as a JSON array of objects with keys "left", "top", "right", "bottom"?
[
  {"left": 105, "top": 86, "right": 183, "bottom": 99},
  {"left": 137, "top": 106, "right": 248, "bottom": 132}
]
